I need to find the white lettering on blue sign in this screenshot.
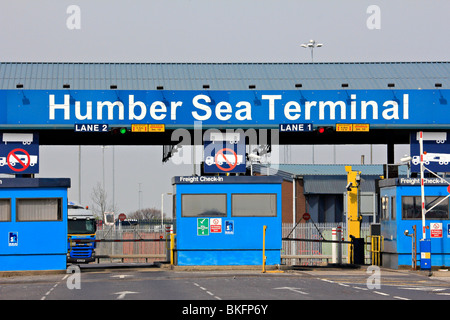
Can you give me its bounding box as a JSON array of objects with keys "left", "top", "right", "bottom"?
[
  {"left": 279, "top": 123, "right": 312, "bottom": 132},
  {"left": 74, "top": 124, "right": 109, "bottom": 132},
  {"left": 48, "top": 93, "right": 410, "bottom": 123}
]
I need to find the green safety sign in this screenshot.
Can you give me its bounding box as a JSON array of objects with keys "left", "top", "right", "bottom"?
[{"left": 197, "top": 218, "right": 209, "bottom": 236}]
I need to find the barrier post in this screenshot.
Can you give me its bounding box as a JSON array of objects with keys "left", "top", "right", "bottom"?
[
  {"left": 337, "top": 225, "right": 342, "bottom": 264},
  {"left": 170, "top": 233, "right": 176, "bottom": 265},
  {"left": 262, "top": 225, "right": 267, "bottom": 273},
  {"left": 331, "top": 226, "right": 343, "bottom": 264},
  {"left": 332, "top": 228, "right": 337, "bottom": 263}
]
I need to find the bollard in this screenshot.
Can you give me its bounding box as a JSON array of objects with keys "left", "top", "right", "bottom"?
[
  {"left": 332, "top": 228, "right": 337, "bottom": 263},
  {"left": 332, "top": 226, "right": 343, "bottom": 264},
  {"left": 337, "top": 225, "right": 342, "bottom": 264},
  {"left": 170, "top": 233, "right": 176, "bottom": 265}
]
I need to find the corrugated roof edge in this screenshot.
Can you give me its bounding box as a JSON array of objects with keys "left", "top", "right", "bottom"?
[
  {"left": 0, "top": 61, "right": 448, "bottom": 65},
  {"left": 252, "top": 163, "right": 408, "bottom": 182}
]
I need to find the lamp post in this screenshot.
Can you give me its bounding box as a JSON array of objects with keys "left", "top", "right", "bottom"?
[
  {"left": 161, "top": 192, "right": 173, "bottom": 229},
  {"left": 301, "top": 39, "right": 323, "bottom": 62}
]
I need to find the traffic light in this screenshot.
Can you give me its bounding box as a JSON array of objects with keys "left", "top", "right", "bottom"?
[
  {"left": 110, "top": 127, "right": 128, "bottom": 135},
  {"left": 317, "top": 126, "right": 334, "bottom": 134}
]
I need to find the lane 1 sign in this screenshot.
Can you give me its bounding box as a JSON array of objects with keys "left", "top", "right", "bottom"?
[{"left": 279, "top": 123, "right": 312, "bottom": 132}]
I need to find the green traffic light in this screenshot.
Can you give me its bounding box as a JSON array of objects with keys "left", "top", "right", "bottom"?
[{"left": 120, "top": 128, "right": 127, "bottom": 134}]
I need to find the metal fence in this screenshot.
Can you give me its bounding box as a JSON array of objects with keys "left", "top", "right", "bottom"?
[
  {"left": 95, "top": 221, "right": 173, "bottom": 263},
  {"left": 282, "top": 222, "right": 371, "bottom": 266},
  {"left": 94, "top": 221, "right": 372, "bottom": 266}
]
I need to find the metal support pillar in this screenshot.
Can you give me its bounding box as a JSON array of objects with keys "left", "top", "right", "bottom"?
[{"left": 346, "top": 166, "right": 362, "bottom": 263}]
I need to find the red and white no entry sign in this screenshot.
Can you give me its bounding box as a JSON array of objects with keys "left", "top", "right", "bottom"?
[
  {"left": 7, "top": 148, "right": 31, "bottom": 172},
  {"left": 214, "top": 148, "right": 238, "bottom": 172}
]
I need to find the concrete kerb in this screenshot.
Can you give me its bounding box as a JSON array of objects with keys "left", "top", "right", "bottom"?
[
  {"left": 3, "top": 262, "right": 450, "bottom": 278},
  {"left": 157, "top": 263, "right": 282, "bottom": 272},
  {"left": 0, "top": 269, "right": 66, "bottom": 278}
]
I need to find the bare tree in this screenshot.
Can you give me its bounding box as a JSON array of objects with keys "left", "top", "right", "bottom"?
[
  {"left": 128, "top": 207, "right": 161, "bottom": 220},
  {"left": 90, "top": 182, "right": 116, "bottom": 218}
]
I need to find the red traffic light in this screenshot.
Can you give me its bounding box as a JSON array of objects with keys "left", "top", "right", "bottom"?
[{"left": 317, "top": 126, "right": 333, "bottom": 134}]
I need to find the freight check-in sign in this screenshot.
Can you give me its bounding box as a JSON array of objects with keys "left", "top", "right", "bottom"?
[
  {"left": 0, "top": 132, "right": 39, "bottom": 174},
  {"left": 204, "top": 141, "right": 246, "bottom": 173}
]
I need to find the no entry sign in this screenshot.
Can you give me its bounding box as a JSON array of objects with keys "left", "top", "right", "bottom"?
[
  {"left": 0, "top": 132, "right": 39, "bottom": 174},
  {"left": 204, "top": 141, "right": 246, "bottom": 173},
  {"left": 7, "top": 148, "right": 31, "bottom": 172}
]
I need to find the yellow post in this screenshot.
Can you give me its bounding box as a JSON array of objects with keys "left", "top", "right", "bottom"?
[
  {"left": 170, "top": 233, "right": 176, "bottom": 265},
  {"left": 262, "top": 225, "right": 267, "bottom": 273},
  {"left": 346, "top": 166, "right": 361, "bottom": 263}
]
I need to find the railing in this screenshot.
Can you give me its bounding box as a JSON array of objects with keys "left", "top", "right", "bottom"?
[
  {"left": 94, "top": 225, "right": 172, "bottom": 263},
  {"left": 282, "top": 222, "right": 372, "bottom": 266}
]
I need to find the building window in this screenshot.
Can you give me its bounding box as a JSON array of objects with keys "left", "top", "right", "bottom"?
[
  {"left": 232, "top": 194, "right": 277, "bottom": 217},
  {"left": 402, "top": 196, "right": 449, "bottom": 220},
  {"left": 391, "top": 196, "right": 396, "bottom": 220},
  {"left": 0, "top": 199, "right": 11, "bottom": 222},
  {"left": 381, "top": 197, "right": 389, "bottom": 221},
  {"left": 181, "top": 194, "right": 227, "bottom": 217},
  {"left": 16, "top": 198, "right": 62, "bottom": 221}
]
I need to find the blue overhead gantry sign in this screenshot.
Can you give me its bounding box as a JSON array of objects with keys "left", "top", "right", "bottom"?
[{"left": 0, "top": 89, "right": 447, "bottom": 129}]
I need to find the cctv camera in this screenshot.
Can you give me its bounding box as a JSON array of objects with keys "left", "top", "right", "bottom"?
[
  {"left": 404, "top": 230, "right": 409, "bottom": 236},
  {"left": 346, "top": 182, "right": 353, "bottom": 191},
  {"left": 400, "top": 155, "right": 412, "bottom": 163},
  {"left": 248, "top": 153, "right": 261, "bottom": 161}
]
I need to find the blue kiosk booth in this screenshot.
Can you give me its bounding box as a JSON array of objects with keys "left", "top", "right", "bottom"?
[
  {"left": 172, "top": 176, "right": 282, "bottom": 266},
  {"left": 0, "top": 178, "right": 70, "bottom": 272},
  {"left": 379, "top": 177, "right": 450, "bottom": 269}
]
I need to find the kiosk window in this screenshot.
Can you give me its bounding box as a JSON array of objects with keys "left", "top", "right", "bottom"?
[
  {"left": 232, "top": 194, "right": 277, "bottom": 217},
  {"left": 402, "top": 196, "right": 449, "bottom": 220},
  {"left": 0, "top": 199, "right": 11, "bottom": 222},
  {"left": 381, "top": 197, "right": 389, "bottom": 221},
  {"left": 181, "top": 194, "right": 226, "bottom": 217},
  {"left": 391, "top": 196, "right": 396, "bottom": 220},
  {"left": 16, "top": 198, "right": 62, "bottom": 221}
]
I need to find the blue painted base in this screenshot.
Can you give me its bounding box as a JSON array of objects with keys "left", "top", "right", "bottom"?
[
  {"left": 177, "top": 250, "right": 280, "bottom": 266},
  {"left": 0, "top": 254, "right": 67, "bottom": 271}
]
